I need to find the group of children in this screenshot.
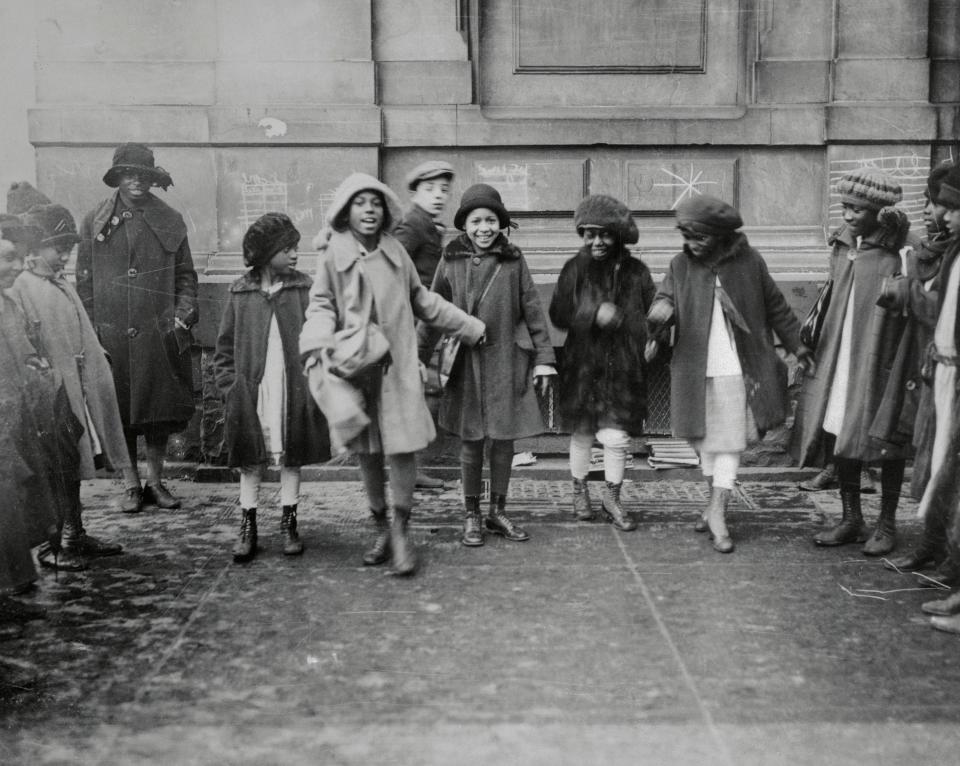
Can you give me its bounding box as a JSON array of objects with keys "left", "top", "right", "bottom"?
[{"left": 4, "top": 150, "right": 960, "bottom": 640}]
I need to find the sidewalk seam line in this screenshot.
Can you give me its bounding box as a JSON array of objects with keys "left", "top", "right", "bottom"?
[{"left": 612, "top": 529, "right": 735, "bottom": 766}]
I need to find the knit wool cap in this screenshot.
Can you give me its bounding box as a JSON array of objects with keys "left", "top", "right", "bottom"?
[
  {"left": 836, "top": 169, "right": 901, "bottom": 211},
  {"left": 453, "top": 184, "right": 510, "bottom": 231},
  {"left": 938, "top": 166, "right": 960, "bottom": 210},
  {"left": 7, "top": 181, "right": 51, "bottom": 216},
  {"left": 103, "top": 143, "right": 173, "bottom": 190},
  {"left": 21, "top": 204, "right": 81, "bottom": 250},
  {"left": 574, "top": 194, "right": 639, "bottom": 245},
  {"left": 675, "top": 194, "right": 743, "bottom": 236},
  {"left": 242, "top": 212, "right": 301, "bottom": 269},
  {"left": 405, "top": 160, "right": 455, "bottom": 191}
]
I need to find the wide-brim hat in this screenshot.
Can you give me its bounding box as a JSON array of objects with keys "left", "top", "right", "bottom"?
[
  {"left": 102, "top": 143, "right": 173, "bottom": 190},
  {"left": 453, "top": 183, "right": 510, "bottom": 231},
  {"left": 325, "top": 172, "right": 404, "bottom": 232},
  {"left": 20, "top": 204, "right": 81, "bottom": 250}
]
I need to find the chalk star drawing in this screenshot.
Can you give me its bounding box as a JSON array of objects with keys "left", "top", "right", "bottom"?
[{"left": 652, "top": 164, "right": 720, "bottom": 208}]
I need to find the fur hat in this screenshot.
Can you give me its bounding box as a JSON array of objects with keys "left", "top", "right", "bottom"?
[
  {"left": 836, "top": 169, "right": 901, "bottom": 211},
  {"left": 7, "top": 181, "right": 51, "bottom": 216},
  {"left": 405, "top": 160, "right": 455, "bottom": 191},
  {"left": 325, "top": 172, "right": 403, "bottom": 233},
  {"left": 242, "top": 212, "right": 301, "bottom": 269},
  {"left": 20, "top": 204, "right": 81, "bottom": 250},
  {"left": 938, "top": 166, "right": 960, "bottom": 210},
  {"left": 0, "top": 213, "right": 29, "bottom": 243},
  {"left": 102, "top": 143, "right": 173, "bottom": 190},
  {"left": 573, "top": 194, "right": 639, "bottom": 245},
  {"left": 453, "top": 184, "right": 510, "bottom": 231},
  {"left": 675, "top": 194, "right": 743, "bottom": 235}
]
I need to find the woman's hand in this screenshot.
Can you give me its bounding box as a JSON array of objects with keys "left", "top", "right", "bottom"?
[
  {"left": 533, "top": 364, "right": 557, "bottom": 395},
  {"left": 646, "top": 300, "right": 674, "bottom": 326},
  {"left": 595, "top": 301, "right": 623, "bottom": 330},
  {"left": 796, "top": 345, "right": 816, "bottom": 377},
  {"left": 644, "top": 339, "right": 659, "bottom": 363}
]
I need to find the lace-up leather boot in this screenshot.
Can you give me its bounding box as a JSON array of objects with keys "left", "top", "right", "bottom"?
[
  {"left": 706, "top": 486, "right": 734, "bottom": 553},
  {"left": 486, "top": 494, "right": 529, "bottom": 542},
  {"left": 601, "top": 481, "right": 637, "bottom": 531},
  {"left": 390, "top": 506, "right": 417, "bottom": 577},
  {"left": 863, "top": 494, "right": 897, "bottom": 556},
  {"left": 572, "top": 478, "right": 594, "bottom": 521},
  {"left": 813, "top": 489, "right": 866, "bottom": 546},
  {"left": 280, "top": 505, "right": 304, "bottom": 555},
  {"left": 232, "top": 508, "right": 258, "bottom": 563},
  {"left": 461, "top": 496, "right": 485, "bottom": 547},
  {"left": 363, "top": 508, "right": 391, "bottom": 565}
]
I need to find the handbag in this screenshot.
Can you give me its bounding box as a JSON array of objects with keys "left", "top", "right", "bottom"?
[
  {"left": 432, "top": 263, "right": 502, "bottom": 391},
  {"left": 799, "top": 279, "right": 833, "bottom": 349}
]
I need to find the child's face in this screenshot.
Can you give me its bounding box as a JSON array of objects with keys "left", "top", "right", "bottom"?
[
  {"left": 35, "top": 243, "right": 72, "bottom": 273},
  {"left": 411, "top": 177, "right": 452, "bottom": 219},
  {"left": 679, "top": 228, "right": 718, "bottom": 259},
  {"left": 348, "top": 191, "right": 385, "bottom": 240},
  {"left": 268, "top": 246, "right": 298, "bottom": 276},
  {"left": 841, "top": 202, "right": 878, "bottom": 238},
  {"left": 0, "top": 239, "right": 24, "bottom": 289},
  {"left": 581, "top": 226, "right": 617, "bottom": 260},
  {"left": 923, "top": 194, "right": 949, "bottom": 237},
  {"left": 944, "top": 206, "right": 960, "bottom": 237},
  {"left": 464, "top": 207, "right": 500, "bottom": 251}
]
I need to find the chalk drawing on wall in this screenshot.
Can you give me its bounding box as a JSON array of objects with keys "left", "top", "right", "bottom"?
[
  {"left": 625, "top": 159, "right": 737, "bottom": 211},
  {"left": 473, "top": 160, "right": 587, "bottom": 212},
  {"left": 827, "top": 153, "right": 930, "bottom": 234},
  {"left": 239, "top": 173, "right": 288, "bottom": 228}
]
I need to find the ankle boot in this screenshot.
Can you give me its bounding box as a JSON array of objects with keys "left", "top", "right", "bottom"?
[
  {"left": 461, "top": 496, "right": 485, "bottom": 547},
  {"left": 36, "top": 524, "right": 88, "bottom": 572},
  {"left": 863, "top": 494, "right": 898, "bottom": 556},
  {"left": 695, "top": 476, "right": 713, "bottom": 533},
  {"left": 601, "top": 481, "right": 637, "bottom": 531},
  {"left": 280, "top": 505, "right": 304, "bottom": 556},
  {"left": 885, "top": 533, "right": 946, "bottom": 572},
  {"left": 362, "top": 508, "right": 391, "bottom": 565},
  {"left": 232, "top": 508, "right": 258, "bottom": 563},
  {"left": 813, "top": 489, "right": 866, "bottom": 546},
  {"left": 486, "top": 494, "right": 529, "bottom": 542},
  {"left": 706, "top": 486, "right": 734, "bottom": 553},
  {"left": 390, "top": 506, "right": 417, "bottom": 577},
  {"left": 572, "top": 478, "right": 594, "bottom": 521},
  {"left": 798, "top": 463, "right": 838, "bottom": 492}
]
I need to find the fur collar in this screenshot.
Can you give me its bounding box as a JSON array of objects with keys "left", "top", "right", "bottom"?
[
  {"left": 443, "top": 232, "right": 521, "bottom": 261},
  {"left": 230, "top": 268, "right": 312, "bottom": 293}
]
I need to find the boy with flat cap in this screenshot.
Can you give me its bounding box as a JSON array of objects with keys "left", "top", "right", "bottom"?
[
  {"left": 394, "top": 160, "right": 456, "bottom": 489},
  {"left": 77, "top": 143, "right": 199, "bottom": 514}
]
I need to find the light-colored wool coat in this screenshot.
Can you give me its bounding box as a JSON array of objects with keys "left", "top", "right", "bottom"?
[
  {"left": 421, "top": 232, "right": 555, "bottom": 441},
  {"left": 795, "top": 224, "right": 913, "bottom": 465},
  {"left": 76, "top": 191, "right": 198, "bottom": 428},
  {"left": 300, "top": 174, "right": 484, "bottom": 456},
  {"left": 10, "top": 261, "right": 131, "bottom": 477}
]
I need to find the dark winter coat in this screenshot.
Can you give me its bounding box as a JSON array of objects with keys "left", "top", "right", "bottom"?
[
  {"left": 869, "top": 232, "right": 944, "bottom": 496},
  {"left": 421, "top": 233, "right": 556, "bottom": 441},
  {"left": 652, "top": 233, "right": 802, "bottom": 440},
  {"left": 795, "top": 224, "right": 911, "bottom": 465},
  {"left": 77, "top": 191, "right": 198, "bottom": 428},
  {"left": 394, "top": 203, "right": 443, "bottom": 286},
  {"left": 213, "top": 269, "right": 330, "bottom": 468},
  {"left": 549, "top": 245, "right": 656, "bottom": 435}
]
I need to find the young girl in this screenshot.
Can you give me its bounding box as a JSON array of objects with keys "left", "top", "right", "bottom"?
[
  {"left": 647, "top": 195, "right": 811, "bottom": 553},
  {"left": 10, "top": 204, "right": 127, "bottom": 571},
  {"left": 549, "top": 194, "right": 654, "bottom": 532},
  {"left": 213, "top": 212, "right": 330, "bottom": 563},
  {"left": 300, "top": 173, "right": 484, "bottom": 577},
  {"left": 421, "top": 183, "right": 556, "bottom": 547}
]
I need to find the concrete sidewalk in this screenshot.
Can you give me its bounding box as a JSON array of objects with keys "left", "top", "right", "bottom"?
[{"left": 2, "top": 476, "right": 958, "bottom": 765}]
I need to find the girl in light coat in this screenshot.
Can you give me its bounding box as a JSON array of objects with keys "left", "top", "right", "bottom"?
[{"left": 300, "top": 173, "right": 485, "bottom": 576}]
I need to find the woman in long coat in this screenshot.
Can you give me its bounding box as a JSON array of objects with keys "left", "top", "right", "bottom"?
[
  {"left": 549, "top": 194, "right": 654, "bottom": 532},
  {"left": 421, "top": 183, "right": 556, "bottom": 547},
  {"left": 76, "top": 143, "right": 199, "bottom": 513},
  {"left": 647, "top": 195, "right": 810, "bottom": 553},
  {"left": 300, "top": 173, "right": 484, "bottom": 576},
  {"left": 795, "top": 170, "right": 915, "bottom": 555},
  {"left": 214, "top": 213, "right": 330, "bottom": 563}
]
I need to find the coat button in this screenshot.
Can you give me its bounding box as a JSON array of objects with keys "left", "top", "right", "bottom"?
[
  {"left": 122, "top": 210, "right": 133, "bottom": 219},
  {"left": 127, "top": 327, "right": 139, "bottom": 338},
  {"left": 472, "top": 256, "right": 481, "bottom": 265},
  {"left": 906, "top": 379, "right": 916, "bottom": 390},
  {"left": 127, "top": 267, "right": 138, "bottom": 277}
]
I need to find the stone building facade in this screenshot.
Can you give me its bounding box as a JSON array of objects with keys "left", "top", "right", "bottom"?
[{"left": 23, "top": 0, "right": 960, "bottom": 454}]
